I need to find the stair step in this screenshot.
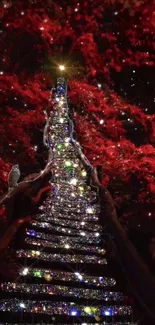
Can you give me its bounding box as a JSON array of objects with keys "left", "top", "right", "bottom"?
[
  {"left": 24, "top": 237, "right": 105, "bottom": 255},
  {"left": 0, "top": 282, "right": 124, "bottom": 301},
  {"left": 0, "top": 299, "right": 132, "bottom": 316},
  {"left": 16, "top": 249, "right": 107, "bottom": 265},
  {"left": 34, "top": 217, "right": 101, "bottom": 232},
  {"left": 26, "top": 229, "right": 101, "bottom": 244},
  {"left": 37, "top": 212, "right": 99, "bottom": 222},
  {"left": 30, "top": 221, "right": 101, "bottom": 237},
  {"left": 0, "top": 321, "right": 137, "bottom": 325},
  {"left": 19, "top": 267, "right": 117, "bottom": 287}
]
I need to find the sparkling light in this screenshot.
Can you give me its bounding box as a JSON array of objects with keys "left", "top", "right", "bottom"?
[
  {"left": 81, "top": 170, "right": 87, "bottom": 176},
  {"left": 0, "top": 299, "right": 132, "bottom": 316},
  {"left": 70, "top": 178, "right": 77, "bottom": 185},
  {"left": 70, "top": 310, "right": 77, "bottom": 316},
  {"left": 21, "top": 267, "right": 29, "bottom": 276},
  {"left": 86, "top": 206, "right": 94, "bottom": 214},
  {"left": 64, "top": 244, "right": 70, "bottom": 249},
  {"left": 59, "top": 65, "right": 65, "bottom": 71},
  {"left": 75, "top": 272, "right": 83, "bottom": 280},
  {"left": 59, "top": 118, "right": 64, "bottom": 123}
]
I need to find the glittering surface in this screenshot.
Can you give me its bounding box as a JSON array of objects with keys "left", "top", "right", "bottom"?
[
  {"left": 38, "top": 210, "right": 99, "bottom": 222},
  {"left": 33, "top": 217, "right": 101, "bottom": 232},
  {"left": 17, "top": 249, "right": 107, "bottom": 265},
  {"left": 19, "top": 268, "right": 116, "bottom": 287},
  {"left": 26, "top": 229, "right": 101, "bottom": 244},
  {"left": 25, "top": 237, "right": 105, "bottom": 255},
  {"left": 0, "top": 299, "right": 132, "bottom": 316},
  {"left": 30, "top": 220, "right": 101, "bottom": 236},
  {"left": 0, "top": 323, "right": 137, "bottom": 325},
  {"left": 1, "top": 282, "right": 124, "bottom": 301}
]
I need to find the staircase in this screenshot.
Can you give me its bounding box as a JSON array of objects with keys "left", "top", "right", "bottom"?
[{"left": 0, "top": 77, "right": 137, "bottom": 324}]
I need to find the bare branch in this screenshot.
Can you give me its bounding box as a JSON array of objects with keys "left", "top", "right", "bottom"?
[{"left": 0, "top": 159, "right": 53, "bottom": 207}]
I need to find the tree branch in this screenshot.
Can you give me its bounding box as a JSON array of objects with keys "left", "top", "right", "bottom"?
[
  {"left": 0, "top": 160, "right": 53, "bottom": 207},
  {"left": 0, "top": 216, "right": 32, "bottom": 253}
]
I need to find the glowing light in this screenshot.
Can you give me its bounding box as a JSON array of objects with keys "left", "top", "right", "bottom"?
[
  {"left": 59, "top": 65, "right": 65, "bottom": 71},
  {"left": 19, "top": 302, "right": 25, "bottom": 308},
  {"left": 34, "top": 270, "right": 42, "bottom": 278},
  {"left": 70, "top": 178, "right": 77, "bottom": 186},
  {"left": 65, "top": 137, "right": 70, "bottom": 143},
  {"left": 64, "top": 137, "right": 70, "bottom": 147},
  {"left": 104, "top": 310, "right": 110, "bottom": 316},
  {"left": 86, "top": 206, "right": 94, "bottom": 214},
  {"left": 99, "top": 119, "right": 104, "bottom": 124},
  {"left": 70, "top": 309, "right": 77, "bottom": 316},
  {"left": 84, "top": 306, "right": 91, "bottom": 314},
  {"left": 21, "top": 267, "right": 29, "bottom": 276},
  {"left": 44, "top": 274, "right": 52, "bottom": 281},
  {"left": 64, "top": 244, "right": 70, "bottom": 249},
  {"left": 81, "top": 170, "right": 87, "bottom": 177},
  {"left": 75, "top": 272, "right": 83, "bottom": 280},
  {"left": 65, "top": 160, "right": 72, "bottom": 167}
]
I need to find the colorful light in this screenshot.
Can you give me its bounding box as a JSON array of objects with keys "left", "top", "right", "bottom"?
[{"left": 65, "top": 160, "right": 72, "bottom": 167}]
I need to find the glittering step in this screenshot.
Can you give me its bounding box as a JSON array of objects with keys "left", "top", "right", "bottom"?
[
  {"left": 16, "top": 260, "right": 111, "bottom": 276},
  {"left": 0, "top": 299, "right": 132, "bottom": 316},
  {"left": 1, "top": 283, "right": 124, "bottom": 302},
  {"left": 19, "top": 267, "right": 116, "bottom": 287},
  {"left": 29, "top": 221, "right": 101, "bottom": 238},
  {"left": 35, "top": 217, "right": 101, "bottom": 232},
  {"left": 37, "top": 212, "right": 99, "bottom": 222},
  {"left": 16, "top": 249, "right": 107, "bottom": 265},
  {"left": 26, "top": 229, "right": 101, "bottom": 244},
  {"left": 24, "top": 237, "right": 105, "bottom": 255},
  {"left": 49, "top": 206, "right": 100, "bottom": 216},
  {"left": 0, "top": 323, "right": 138, "bottom": 325}
]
